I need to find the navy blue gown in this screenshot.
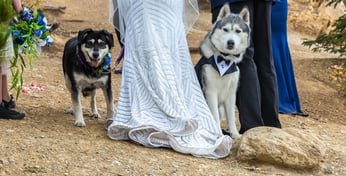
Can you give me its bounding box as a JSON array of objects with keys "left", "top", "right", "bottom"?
[{"left": 271, "top": 0, "right": 307, "bottom": 116}]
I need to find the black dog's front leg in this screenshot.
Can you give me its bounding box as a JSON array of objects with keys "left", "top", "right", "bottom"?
[{"left": 70, "top": 85, "right": 85, "bottom": 127}]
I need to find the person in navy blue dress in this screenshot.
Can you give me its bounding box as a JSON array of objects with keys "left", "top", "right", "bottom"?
[
  {"left": 271, "top": 0, "right": 308, "bottom": 116},
  {"left": 210, "top": 0, "right": 282, "bottom": 134}
]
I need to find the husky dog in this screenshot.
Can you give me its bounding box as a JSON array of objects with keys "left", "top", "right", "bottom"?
[
  {"left": 62, "top": 28, "right": 115, "bottom": 127},
  {"left": 195, "top": 4, "right": 250, "bottom": 138}
]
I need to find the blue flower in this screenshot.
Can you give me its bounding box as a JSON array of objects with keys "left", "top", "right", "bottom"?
[
  {"left": 11, "top": 29, "right": 20, "bottom": 37},
  {"left": 34, "top": 29, "right": 43, "bottom": 38},
  {"left": 103, "top": 53, "right": 112, "bottom": 65},
  {"left": 36, "top": 13, "right": 47, "bottom": 26},
  {"left": 22, "top": 7, "right": 33, "bottom": 21},
  {"left": 46, "top": 36, "right": 53, "bottom": 46},
  {"left": 14, "top": 37, "right": 25, "bottom": 45}
]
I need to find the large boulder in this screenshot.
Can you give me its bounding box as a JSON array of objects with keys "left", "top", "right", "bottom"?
[{"left": 236, "top": 127, "right": 326, "bottom": 169}]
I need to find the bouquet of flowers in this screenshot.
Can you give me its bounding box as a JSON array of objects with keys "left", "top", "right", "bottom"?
[
  {"left": 9, "top": 6, "right": 54, "bottom": 98},
  {"left": 10, "top": 7, "right": 53, "bottom": 56}
]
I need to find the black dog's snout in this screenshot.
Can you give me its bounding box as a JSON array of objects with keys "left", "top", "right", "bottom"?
[
  {"left": 227, "top": 40, "right": 234, "bottom": 49},
  {"left": 92, "top": 52, "right": 99, "bottom": 58}
]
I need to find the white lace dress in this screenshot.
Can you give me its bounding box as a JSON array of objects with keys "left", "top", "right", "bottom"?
[{"left": 107, "top": 0, "right": 232, "bottom": 159}]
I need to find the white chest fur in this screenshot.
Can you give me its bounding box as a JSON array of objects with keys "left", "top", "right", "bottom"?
[
  {"left": 73, "top": 72, "right": 108, "bottom": 89},
  {"left": 201, "top": 64, "right": 240, "bottom": 103}
]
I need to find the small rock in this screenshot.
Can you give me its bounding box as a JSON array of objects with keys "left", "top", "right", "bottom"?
[{"left": 112, "top": 160, "right": 121, "bottom": 166}]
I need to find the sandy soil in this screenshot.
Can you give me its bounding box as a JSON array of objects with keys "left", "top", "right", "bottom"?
[{"left": 0, "top": 0, "right": 345, "bottom": 175}]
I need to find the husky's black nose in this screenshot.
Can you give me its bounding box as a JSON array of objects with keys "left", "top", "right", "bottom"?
[
  {"left": 227, "top": 40, "right": 234, "bottom": 49},
  {"left": 92, "top": 52, "right": 99, "bottom": 58}
]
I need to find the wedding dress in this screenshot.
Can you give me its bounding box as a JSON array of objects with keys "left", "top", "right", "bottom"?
[{"left": 108, "top": 0, "right": 232, "bottom": 159}]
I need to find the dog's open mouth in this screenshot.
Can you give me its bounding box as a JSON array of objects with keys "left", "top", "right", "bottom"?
[{"left": 89, "top": 58, "right": 100, "bottom": 68}]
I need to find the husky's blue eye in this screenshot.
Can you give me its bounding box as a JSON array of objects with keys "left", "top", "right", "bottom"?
[
  {"left": 235, "top": 29, "right": 241, "bottom": 33},
  {"left": 223, "top": 28, "right": 229, "bottom": 32}
]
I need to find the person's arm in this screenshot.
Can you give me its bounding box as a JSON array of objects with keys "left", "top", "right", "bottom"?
[{"left": 12, "top": 0, "right": 23, "bottom": 13}]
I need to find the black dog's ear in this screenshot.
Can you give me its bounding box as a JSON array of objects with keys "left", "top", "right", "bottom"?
[
  {"left": 101, "top": 30, "right": 114, "bottom": 48},
  {"left": 78, "top": 28, "right": 93, "bottom": 45}
]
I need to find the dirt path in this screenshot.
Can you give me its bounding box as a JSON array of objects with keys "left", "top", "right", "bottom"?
[{"left": 0, "top": 0, "right": 345, "bottom": 175}]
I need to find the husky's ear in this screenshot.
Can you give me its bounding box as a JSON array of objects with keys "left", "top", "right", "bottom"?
[
  {"left": 78, "top": 28, "right": 93, "bottom": 45},
  {"left": 239, "top": 7, "right": 250, "bottom": 26},
  {"left": 200, "top": 33, "right": 214, "bottom": 58},
  {"left": 217, "top": 3, "right": 231, "bottom": 21}
]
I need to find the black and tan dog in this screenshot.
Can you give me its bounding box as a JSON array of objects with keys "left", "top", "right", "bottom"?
[{"left": 62, "top": 28, "right": 115, "bottom": 127}]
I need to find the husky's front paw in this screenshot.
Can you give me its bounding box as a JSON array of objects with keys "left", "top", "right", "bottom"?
[
  {"left": 231, "top": 133, "right": 241, "bottom": 139},
  {"left": 74, "top": 119, "right": 86, "bottom": 127},
  {"left": 229, "top": 128, "right": 241, "bottom": 139},
  {"left": 91, "top": 113, "right": 100, "bottom": 119},
  {"left": 223, "top": 128, "right": 242, "bottom": 139}
]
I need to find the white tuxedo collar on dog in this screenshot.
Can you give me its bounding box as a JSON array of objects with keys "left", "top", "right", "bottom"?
[{"left": 214, "top": 54, "right": 235, "bottom": 76}]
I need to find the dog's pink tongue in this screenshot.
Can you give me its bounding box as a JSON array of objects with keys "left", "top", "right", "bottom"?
[{"left": 90, "top": 60, "right": 99, "bottom": 67}]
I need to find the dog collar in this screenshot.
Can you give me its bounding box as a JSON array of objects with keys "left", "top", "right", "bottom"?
[
  {"left": 219, "top": 51, "right": 240, "bottom": 59},
  {"left": 76, "top": 46, "right": 91, "bottom": 71},
  {"left": 213, "top": 54, "right": 237, "bottom": 76},
  {"left": 76, "top": 46, "right": 112, "bottom": 76},
  {"left": 194, "top": 55, "right": 237, "bottom": 77}
]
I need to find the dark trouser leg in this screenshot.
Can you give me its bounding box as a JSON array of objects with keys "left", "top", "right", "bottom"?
[
  {"left": 212, "top": 2, "right": 264, "bottom": 133},
  {"left": 115, "top": 29, "right": 123, "bottom": 47},
  {"left": 253, "top": 1, "right": 281, "bottom": 128}
]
